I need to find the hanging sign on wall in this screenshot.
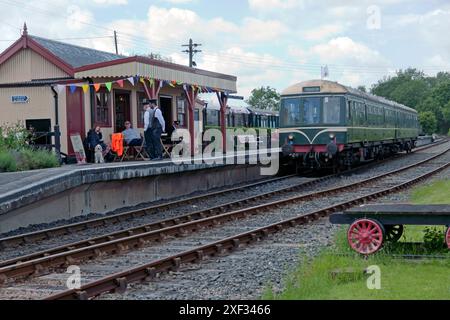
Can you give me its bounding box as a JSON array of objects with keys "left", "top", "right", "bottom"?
[{"left": 11, "top": 95, "right": 29, "bottom": 103}]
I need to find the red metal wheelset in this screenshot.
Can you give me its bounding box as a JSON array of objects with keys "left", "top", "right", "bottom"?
[
  {"left": 446, "top": 227, "right": 450, "bottom": 249},
  {"left": 347, "top": 219, "right": 385, "bottom": 255}
]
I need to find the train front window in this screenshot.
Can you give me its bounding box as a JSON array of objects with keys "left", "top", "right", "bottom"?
[
  {"left": 303, "top": 97, "right": 321, "bottom": 124},
  {"left": 323, "top": 97, "right": 341, "bottom": 124},
  {"left": 280, "top": 98, "right": 301, "bottom": 127}
]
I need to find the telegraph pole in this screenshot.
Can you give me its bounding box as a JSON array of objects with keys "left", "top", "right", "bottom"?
[
  {"left": 114, "top": 31, "right": 118, "bottom": 55},
  {"left": 182, "top": 38, "right": 202, "bottom": 68}
]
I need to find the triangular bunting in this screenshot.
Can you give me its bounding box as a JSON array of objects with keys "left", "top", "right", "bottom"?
[
  {"left": 94, "top": 83, "right": 101, "bottom": 92},
  {"left": 55, "top": 85, "right": 65, "bottom": 94},
  {"left": 69, "top": 85, "right": 77, "bottom": 94},
  {"left": 105, "top": 82, "right": 113, "bottom": 92},
  {"left": 140, "top": 77, "right": 146, "bottom": 84},
  {"left": 82, "top": 84, "right": 89, "bottom": 93},
  {"left": 149, "top": 79, "right": 155, "bottom": 87},
  {"left": 116, "top": 79, "right": 124, "bottom": 88},
  {"left": 127, "top": 77, "right": 135, "bottom": 86}
]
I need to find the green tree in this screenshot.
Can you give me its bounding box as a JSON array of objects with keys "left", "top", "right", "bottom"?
[
  {"left": 371, "top": 68, "right": 430, "bottom": 109},
  {"left": 357, "top": 86, "right": 367, "bottom": 93},
  {"left": 419, "top": 111, "right": 437, "bottom": 135},
  {"left": 246, "top": 86, "right": 281, "bottom": 111},
  {"left": 370, "top": 68, "right": 450, "bottom": 133}
]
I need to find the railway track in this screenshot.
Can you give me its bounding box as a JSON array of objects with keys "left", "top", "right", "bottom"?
[
  {"left": 0, "top": 141, "right": 448, "bottom": 300},
  {"left": 0, "top": 139, "right": 444, "bottom": 251},
  {"left": 0, "top": 141, "right": 447, "bottom": 272}
]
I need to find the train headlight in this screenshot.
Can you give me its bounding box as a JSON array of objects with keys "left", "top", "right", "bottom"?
[{"left": 329, "top": 133, "right": 336, "bottom": 140}]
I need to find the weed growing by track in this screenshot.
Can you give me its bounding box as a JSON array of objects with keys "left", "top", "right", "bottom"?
[{"left": 264, "top": 179, "right": 450, "bottom": 300}]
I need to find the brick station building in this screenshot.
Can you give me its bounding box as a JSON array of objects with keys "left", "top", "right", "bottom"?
[{"left": 0, "top": 25, "right": 236, "bottom": 157}]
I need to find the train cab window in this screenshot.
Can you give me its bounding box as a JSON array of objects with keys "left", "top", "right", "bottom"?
[
  {"left": 280, "top": 98, "right": 301, "bottom": 127},
  {"left": 303, "top": 97, "right": 321, "bottom": 124},
  {"left": 323, "top": 97, "right": 341, "bottom": 124}
]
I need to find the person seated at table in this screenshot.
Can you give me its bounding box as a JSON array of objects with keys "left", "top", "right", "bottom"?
[
  {"left": 86, "top": 126, "right": 114, "bottom": 162},
  {"left": 87, "top": 126, "right": 108, "bottom": 151},
  {"left": 122, "top": 121, "right": 143, "bottom": 146}
]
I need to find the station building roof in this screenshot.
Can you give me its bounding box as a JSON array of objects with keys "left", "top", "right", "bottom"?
[
  {"left": 30, "top": 36, "right": 125, "bottom": 69},
  {"left": 0, "top": 26, "right": 237, "bottom": 92}
]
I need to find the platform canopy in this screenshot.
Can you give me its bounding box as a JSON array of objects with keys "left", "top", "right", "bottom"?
[{"left": 74, "top": 56, "right": 237, "bottom": 93}]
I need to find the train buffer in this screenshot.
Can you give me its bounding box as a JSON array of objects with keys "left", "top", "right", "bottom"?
[{"left": 330, "top": 204, "right": 450, "bottom": 255}]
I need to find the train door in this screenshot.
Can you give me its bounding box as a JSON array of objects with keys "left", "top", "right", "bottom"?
[{"left": 347, "top": 99, "right": 353, "bottom": 143}]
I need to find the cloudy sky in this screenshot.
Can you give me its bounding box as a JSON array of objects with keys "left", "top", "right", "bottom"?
[{"left": 1, "top": 0, "right": 449, "bottom": 99}]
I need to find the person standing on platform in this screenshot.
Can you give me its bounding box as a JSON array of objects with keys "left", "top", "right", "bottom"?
[
  {"left": 150, "top": 99, "right": 166, "bottom": 161},
  {"left": 143, "top": 101, "right": 155, "bottom": 159}
]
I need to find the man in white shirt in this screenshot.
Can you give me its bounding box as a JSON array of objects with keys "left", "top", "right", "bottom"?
[
  {"left": 150, "top": 100, "right": 166, "bottom": 160},
  {"left": 143, "top": 101, "right": 155, "bottom": 159}
]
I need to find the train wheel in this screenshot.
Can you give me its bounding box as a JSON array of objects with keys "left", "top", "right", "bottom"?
[
  {"left": 446, "top": 227, "right": 450, "bottom": 250},
  {"left": 384, "top": 225, "right": 404, "bottom": 242},
  {"left": 347, "top": 219, "right": 385, "bottom": 255}
]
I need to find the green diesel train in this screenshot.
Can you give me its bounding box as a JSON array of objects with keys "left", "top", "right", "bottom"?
[{"left": 279, "top": 80, "right": 420, "bottom": 170}]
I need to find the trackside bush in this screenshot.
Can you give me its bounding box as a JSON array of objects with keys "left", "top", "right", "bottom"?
[{"left": 0, "top": 123, "right": 60, "bottom": 172}]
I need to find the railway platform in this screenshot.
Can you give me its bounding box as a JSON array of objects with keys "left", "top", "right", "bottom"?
[{"left": 0, "top": 149, "right": 280, "bottom": 233}]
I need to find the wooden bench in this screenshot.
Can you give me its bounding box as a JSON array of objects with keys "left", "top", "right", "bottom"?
[{"left": 330, "top": 204, "right": 450, "bottom": 255}]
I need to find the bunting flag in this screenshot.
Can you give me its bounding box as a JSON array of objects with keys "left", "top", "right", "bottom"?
[
  {"left": 56, "top": 75, "right": 223, "bottom": 98},
  {"left": 56, "top": 85, "right": 65, "bottom": 94},
  {"left": 94, "top": 83, "right": 101, "bottom": 92}
]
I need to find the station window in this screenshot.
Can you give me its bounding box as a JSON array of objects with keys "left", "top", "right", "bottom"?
[
  {"left": 303, "top": 97, "right": 321, "bottom": 124},
  {"left": 323, "top": 97, "right": 341, "bottom": 124},
  {"left": 280, "top": 98, "right": 301, "bottom": 127},
  {"left": 176, "top": 96, "right": 187, "bottom": 127},
  {"left": 95, "top": 89, "right": 111, "bottom": 127},
  {"left": 206, "top": 109, "right": 220, "bottom": 126},
  {"left": 136, "top": 92, "right": 146, "bottom": 128}
]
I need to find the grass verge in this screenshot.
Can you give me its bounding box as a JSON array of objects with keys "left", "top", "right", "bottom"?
[{"left": 265, "top": 179, "right": 450, "bottom": 300}]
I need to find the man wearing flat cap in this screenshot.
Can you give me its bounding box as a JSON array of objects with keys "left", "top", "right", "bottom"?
[
  {"left": 143, "top": 99, "right": 165, "bottom": 160},
  {"left": 143, "top": 99, "right": 154, "bottom": 159}
]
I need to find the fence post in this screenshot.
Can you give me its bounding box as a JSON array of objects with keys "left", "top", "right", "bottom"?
[{"left": 54, "top": 125, "right": 62, "bottom": 163}]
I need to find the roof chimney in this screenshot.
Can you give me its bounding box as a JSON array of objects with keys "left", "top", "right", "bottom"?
[{"left": 23, "top": 22, "right": 28, "bottom": 36}]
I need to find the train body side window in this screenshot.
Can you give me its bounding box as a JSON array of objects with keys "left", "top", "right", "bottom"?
[{"left": 323, "top": 97, "right": 341, "bottom": 124}]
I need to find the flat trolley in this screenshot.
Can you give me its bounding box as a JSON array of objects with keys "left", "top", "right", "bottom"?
[{"left": 330, "top": 204, "right": 450, "bottom": 255}]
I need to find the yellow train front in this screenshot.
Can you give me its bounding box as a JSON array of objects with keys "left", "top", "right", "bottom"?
[{"left": 279, "top": 80, "right": 420, "bottom": 170}]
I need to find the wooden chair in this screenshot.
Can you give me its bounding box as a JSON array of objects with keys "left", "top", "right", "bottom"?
[
  {"left": 134, "top": 137, "right": 149, "bottom": 160},
  {"left": 160, "top": 138, "right": 172, "bottom": 158},
  {"left": 119, "top": 136, "right": 148, "bottom": 162}
]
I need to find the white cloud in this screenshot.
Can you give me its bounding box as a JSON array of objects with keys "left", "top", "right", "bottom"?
[
  {"left": 288, "top": 37, "right": 392, "bottom": 87},
  {"left": 241, "top": 18, "right": 288, "bottom": 43},
  {"left": 162, "top": 0, "right": 195, "bottom": 3},
  {"left": 303, "top": 24, "right": 345, "bottom": 41},
  {"left": 66, "top": 5, "right": 94, "bottom": 30},
  {"left": 92, "top": 0, "right": 128, "bottom": 5},
  {"left": 248, "top": 0, "right": 305, "bottom": 12}
]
